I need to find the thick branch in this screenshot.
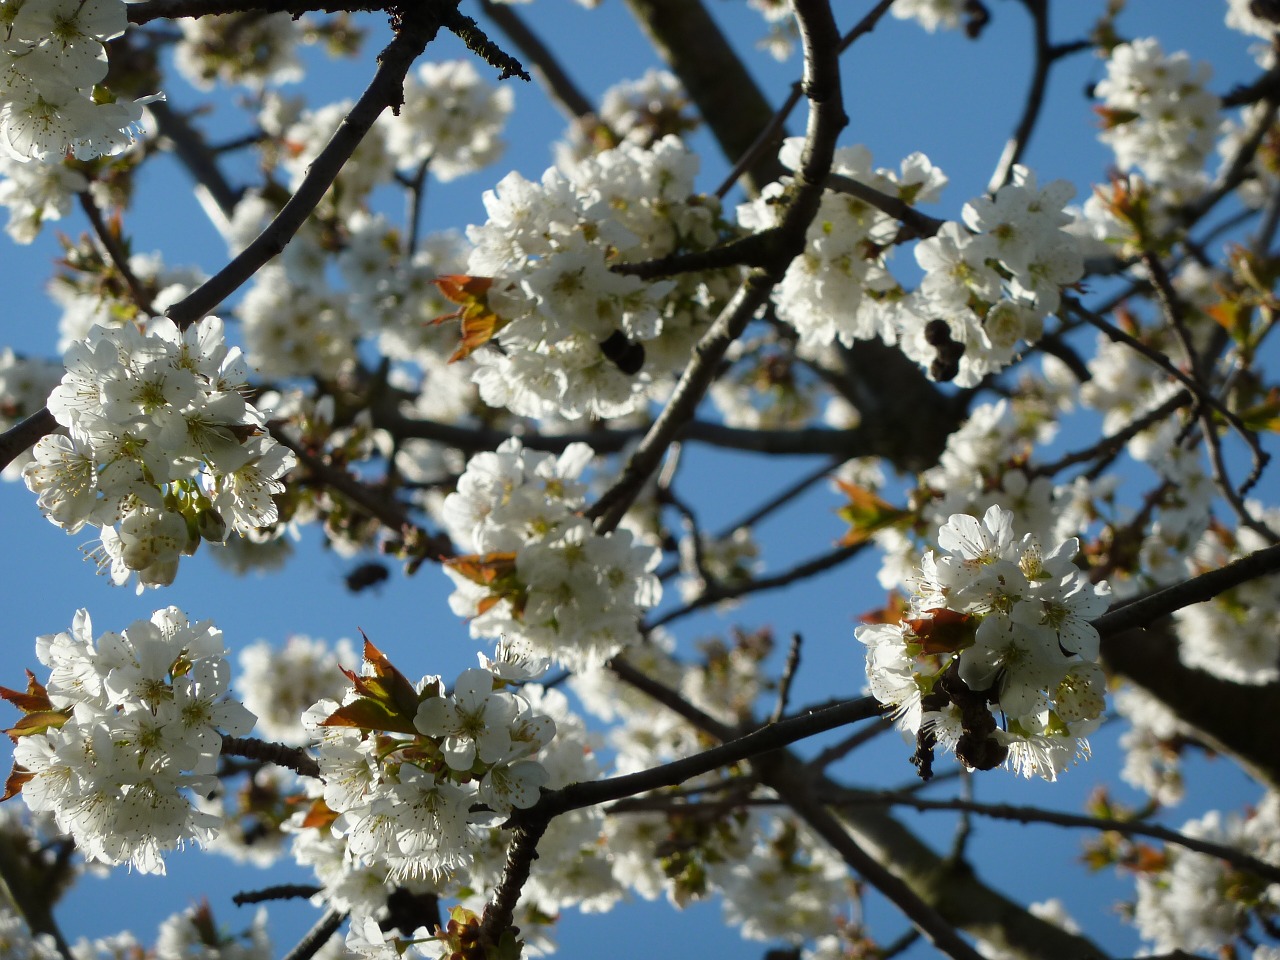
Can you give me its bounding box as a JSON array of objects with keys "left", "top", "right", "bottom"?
[
  {"left": 149, "top": 100, "right": 241, "bottom": 219},
  {"left": 478, "top": 695, "right": 880, "bottom": 948},
  {"left": 282, "top": 908, "right": 347, "bottom": 960},
  {"left": 609, "top": 667, "right": 1107, "bottom": 959}
]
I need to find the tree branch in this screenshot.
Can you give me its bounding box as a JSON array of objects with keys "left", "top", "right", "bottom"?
[
  {"left": 128, "top": 0, "right": 378, "bottom": 23},
  {"left": 282, "top": 908, "right": 347, "bottom": 960},
  {"left": 1093, "top": 542, "right": 1280, "bottom": 638},
  {"left": 621, "top": 0, "right": 786, "bottom": 196},
  {"left": 477, "top": 0, "right": 596, "bottom": 121},
  {"left": 0, "top": 408, "right": 57, "bottom": 474},
  {"left": 220, "top": 734, "right": 322, "bottom": 779},
  {"left": 77, "top": 192, "right": 156, "bottom": 314},
  {"left": 588, "top": 0, "right": 847, "bottom": 532},
  {"left": 646, "top": 540, "right": 869, "bottom": 629},
  {"left": 165, "top": 8, "right": 447, "bottom": 329},
  {"left": 827, "top": 788, "right": 1280, "bottom": 886}
]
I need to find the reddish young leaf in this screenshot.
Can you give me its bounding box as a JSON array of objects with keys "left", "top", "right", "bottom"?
[
  {"left": 834, "top": 479, "right": 911, "bottom": 546},
  {"left": 0, "top": 671, "right": 52, "bottom": 714},
  {"left": 1, "top": 764, "right": 34, "bottom": 802},
  {"left": 358, "top": 631, "right": 420, "bottom": 717},
  {"left": 319, "top": 697, "right": 419, "bottom": 736},
  {"left": 432, "top": 275, "right": 507, "bottom": 363},
  {"left": 300, "top": 796, "right": 339, "bottom": 830},
  {"left": 905, "top": 608, "right": 977, "bottom": 655}
]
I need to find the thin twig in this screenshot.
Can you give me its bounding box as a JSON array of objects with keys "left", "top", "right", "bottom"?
[
  {"left": 1141, "top": 250, "right": 1274, "bottom": 516},
  {"left": 715, "top": 83, "right": 801, "bottom": 199},
  {"left": 988, "top": 0, "right": 1067, "bottom": 192},
  {"left": 1028, "top": 390, "right": 1193, "bottom": 479},
  {"left": 438, "top": 5, "right": 530, "bottom": 81},
  {"left": 77, "top": 192, "right": 155, "bottom": 314},
  {"left": 804, "top": 715, "right": 894, "bottom": 770},
  {"left": 1064, "top": 295, "right": 1270, "bottom": 505},
  {"left": 824, "top": 172, "right": 945, "bottom": 239},
  {"left": 233, "top": 884, "right": 324, "bottom": 905},
  {"left": 1254, "top": 179, "right": 1280, "bottom": 254},
  {"left": 645, "top": 541, "right": 868, "bottom": 630},
  {"left": 719, "top": 457, "right": 840, "bottom": 537},
  {"left": 837, "top": 0, "right": 900, "bottom": 53},
  {"left": 272, "top": 430, "right": 455, "bottom": 560},
  {"left": 405, "top": 157, "right": 431, "bottom": 256},
  {"left": 769, "top": 633, "right": 803, "bottom": 723},
  {"left": 826, "top": 788, "right": 1280, "bottom": 886},
  {"left": 1179, "top": 99, "right": 1279, "bottom": 227},
  {"left": 477, "top": 0, "right": 597, "bottom": 121},
  {"left": 128, "top": 0, "right": 378, "bottom": 22}
]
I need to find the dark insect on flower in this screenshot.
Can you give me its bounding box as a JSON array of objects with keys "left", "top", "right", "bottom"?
[
  {"left": 924, "top": 320, "right": 965, "bottom": 382},
  {"left": 599, "top": 330, "right": 646, "bottom": 375},
  {"left": 344, "top": 561, "right": 390, "bottom": 593},
  {"left": 924, "top": 319, "right": 953, "bottom": 346}
]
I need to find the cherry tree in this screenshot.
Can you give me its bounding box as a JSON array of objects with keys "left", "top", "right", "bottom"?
[{"left": 0, "top": 0, "right": 1279, "bottom": 958}]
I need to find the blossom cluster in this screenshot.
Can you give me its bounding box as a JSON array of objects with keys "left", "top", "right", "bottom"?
[
  {"left": 383, "top": 59, "right": 513, "bottom": 182},
  {"left": 889, "top": 0, "right": 965, "bottom": 33},
  {"left": 557, "top": 68, "right": 694, "bottom": 163},
  {"left": 0, "top": 153, "right": 86, "bottom": 242},
  {"left": 897, "top": 165, "right": 1085, "bottom": 385},
  {"left": 285, "top": 670, "right": 608, "bottom": 958},
  {"left": 1173, "top": 510, "right": 1280, "bottom": 686},
  {"left": 4, "top": 607, "right": 255, "bottom": 874},
  {"left": 464, "top": 134, "right": 725, "bottom": 419},
  {"left": 1133, "top": 794, "right": 1280, "bottom": 952},
  {"left": 857, "top": 505, "right": 1112, "bottom": 779},
  {"left": 174, "top": 13, "right": 304, "bottom": 91},
  {"left": 23, "top": 317, "right": 295, "bottom": 589},
  {"left": 296, "top": 644, "right": 558, "bottom": 936},
  {"left": 737, "top": 138, "right": 947, "bottom": 351},
  {"left": 0, "top": 0, "right": 154, "bottom": 162},
  {"left": 1095, "top": 38, "right": 1221, "bottom": 199},
  {"left": 440, "top": 438, "right": 661, "bottom": 669},
  {"left": 236, "top": 634, "right": 357, "bottom": 744}
]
